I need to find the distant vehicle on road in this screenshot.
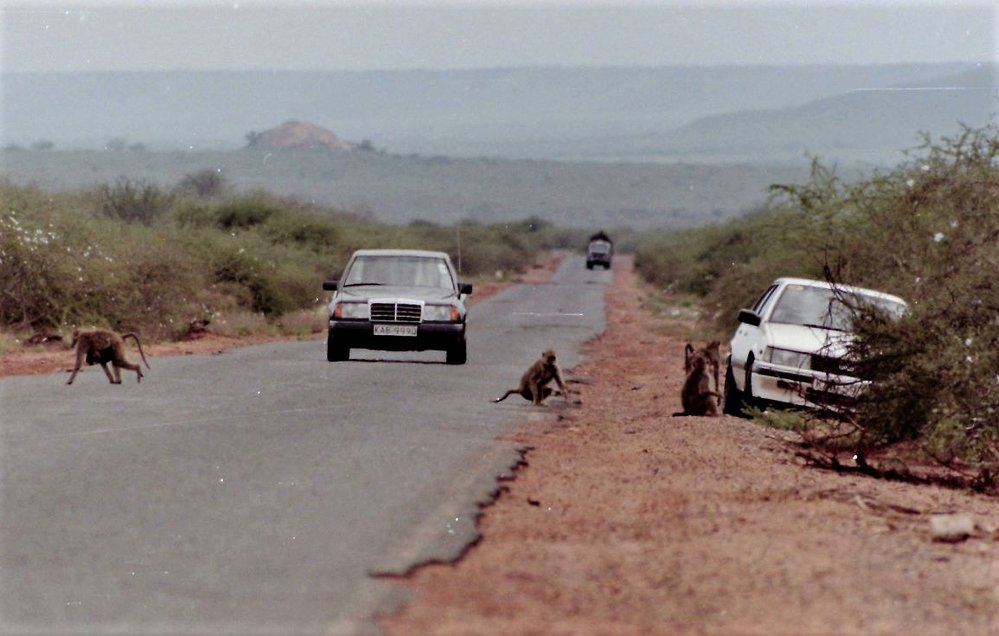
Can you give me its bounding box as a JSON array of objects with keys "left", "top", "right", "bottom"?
[
  {"left": 724, "top": 277, "right": 907, "bottom": 415},
  {"left": 322, "top": 249, "right": 473, "bottom": 364},
  {"left": 586, "top": 231, "right": 613, "bottom": 269}
]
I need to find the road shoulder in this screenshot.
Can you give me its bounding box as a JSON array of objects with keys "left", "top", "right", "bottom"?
[{"left": 381, "top": 255, "right": 999, "bottom": 635}]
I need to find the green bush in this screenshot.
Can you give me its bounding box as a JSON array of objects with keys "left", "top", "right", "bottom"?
[
  {"left": 172, "top": 202, "right": 216, "bottom": 229},
  {"left": 0, "top": 182, "right": 559, "bottom": 343},
  {"left": 188, "top": 233, "right": 308, "bottom": 317},
  {"left": 0, "top": 185, "right": 205, "bottom": 336},
  {"left": 834, "top": 130, "right": 999, "bottom": 471},
  {"left": 176, "top": 169, "right": 229, "bottom": 199},
  {"left": 260, "top": 213, "right": 341, "bottom": 251},
  {"left": 0, "top": 206, "right": 68, "bottom": 327},
  {"left": 214, "top": 196, "right": 282, "bottom": 229},
  {"left": 93, "top": 178, "right": 173, "bottom": 225},
  {"left": 635, "top": 205, "right": 822, "bottom": 334},
  {"left": 87, "top": 228, "right": 206, "bottom": 338}
]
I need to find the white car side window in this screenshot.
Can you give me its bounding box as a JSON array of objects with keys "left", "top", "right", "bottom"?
[{"left": 751, "top": 285, "right": 779, "bottom": 314}]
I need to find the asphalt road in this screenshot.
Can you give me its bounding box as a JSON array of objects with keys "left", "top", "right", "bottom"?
[{"left": 0, "top": 255, "right": 610, "bottom": 635}]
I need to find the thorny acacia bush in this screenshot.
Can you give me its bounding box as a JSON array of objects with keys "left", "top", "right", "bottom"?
[
  {"left": 93, "top": 177, "right": 175, "bottom": 225},
  {"left": 636, "top": 128, "right": 999, "bottom": 480},
  {"left": 0, "top": 178, "right": 573, "bottom": 341}
]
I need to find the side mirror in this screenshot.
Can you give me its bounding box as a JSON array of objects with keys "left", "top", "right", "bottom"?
[
  {"left": 322, "top": 280, "right": 339, "bottom": 291},
  {"left": 737, "top": 308, "right": 761, "bottom": 327},
  {"left": 459, "top": 282, "right": 473, "bottom": 295}
]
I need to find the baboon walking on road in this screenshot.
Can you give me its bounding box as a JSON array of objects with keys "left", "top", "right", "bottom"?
[
  {"left": 494, "top": 349, "right": 569, "bottom": 405},
  {"left": 67, "top": 328, "right": 149, "bottom": 385}
]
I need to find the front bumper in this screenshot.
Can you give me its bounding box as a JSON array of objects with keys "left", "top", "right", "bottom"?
[
  {"left": 329, "top": 320, "right": 466, "bottom": 352},
  {"left": 752, "top": 362, "right": 865, "bottom": 410}
]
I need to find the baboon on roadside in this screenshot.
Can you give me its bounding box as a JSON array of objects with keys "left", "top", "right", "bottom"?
[
  {"left": 673, "top": 347, "right": 722, "bottom": 417},
  {"left": 67, "top": 328, "right": 150, "bottom": 385},
  {"left": 684, "top": 340, "right": 721, "bottom": 397},
  {"left": 184, "top": 318, "right": 211, "bottom": 339},
  {"left": 493, "top": 349, "right": 569, "bottom": 405}
]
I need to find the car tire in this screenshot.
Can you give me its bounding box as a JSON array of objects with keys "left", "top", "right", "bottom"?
[
  {"left": 586, "top": 261, "right": 594, "bottom": 270},
  {"left": 445, "top": 339, "right": 467, "bottom": 365},
  {"left": 326, "top": 332, "right": 350, "bottom": 362},
  {"left": 722, "top": 359, "right": 746, "bottom": 417}
]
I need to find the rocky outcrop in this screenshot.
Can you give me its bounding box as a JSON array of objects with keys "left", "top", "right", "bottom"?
[{"left": 246, "top": 120, "right": 354, "bottom": 150}]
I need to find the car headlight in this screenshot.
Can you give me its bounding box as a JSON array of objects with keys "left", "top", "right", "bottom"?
[
  {"left": 766, "top": 347, "right": 810, "bottom": 369},
  {"left": 333, "top": 301, "right": 369, "bottom": 320},
  {"left": 423, "top": 304, "right": 460, "bottom": 322}
]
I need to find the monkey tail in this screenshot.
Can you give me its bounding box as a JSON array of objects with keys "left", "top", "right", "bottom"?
[
  {"left": 493, "top": 389, "right": 518, "bottom": 403},
  {"left": 671, "top": 410, "right": 690, "bottom": 417},
  {"left": 121, "top": 333, "right": 151, "bottom": 369}
]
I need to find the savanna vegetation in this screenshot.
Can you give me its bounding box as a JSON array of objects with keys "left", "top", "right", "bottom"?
[
  {"left": 635, "top": 127, "right": 999, "bottom": 488},
  {"left": 1, "top": 146, "right": 810, "bottom": 230},
  {"left": 5, "top": 125, "right": 996, "bottom": 488},
  {"left": 0, "top": 170, "right": 583, "bottom": 346}
]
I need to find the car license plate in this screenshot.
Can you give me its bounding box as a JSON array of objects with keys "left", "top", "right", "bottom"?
[{"left": 373, "top": 324, "right": 418, "bottom": 337}]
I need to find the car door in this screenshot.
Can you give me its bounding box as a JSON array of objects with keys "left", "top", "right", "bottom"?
[{"left": 729, "top": 283, "right": 780, "bottom": 389}]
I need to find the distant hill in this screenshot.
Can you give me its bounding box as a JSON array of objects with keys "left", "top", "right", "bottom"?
[
  {"left": 0, "top": 64, "right": 986, "bottom": 163},
  {"left": 641, "top": 67, "right": 999, "bottom": 164},
  {"left": 4, "top": 64, "right": 994, "bottom": 230}
]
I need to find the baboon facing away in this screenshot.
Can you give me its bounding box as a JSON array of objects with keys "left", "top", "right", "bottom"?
[
  {"left": 67, "top": 328, "right": 150, "bottom": 385},
  {"left": 674, "top": 345, "right": 722, "bottom": 417},
  {"left": 493, "top": 349, "right": 569, "bottom": 405}
]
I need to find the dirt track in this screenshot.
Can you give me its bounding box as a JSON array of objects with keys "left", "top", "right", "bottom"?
[{"left": 381, "top": 256, "right": 999, "bottom": 635}]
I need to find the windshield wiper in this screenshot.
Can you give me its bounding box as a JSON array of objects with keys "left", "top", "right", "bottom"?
[
  {"left": 342, "top": 282, "right": 385, "bottom": 288},
  {"left": 804, "top": 323, "right": 845, "bottom": 332}
]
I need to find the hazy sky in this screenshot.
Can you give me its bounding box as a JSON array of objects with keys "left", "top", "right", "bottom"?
[{"left": 1, "top": 1, "right": 996, "bottom": 73}]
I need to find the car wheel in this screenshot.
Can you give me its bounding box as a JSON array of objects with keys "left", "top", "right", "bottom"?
[
  {"left": 326, "top": 332, "right": 349, "bottom": 362},
  {"left": 586, "top": 261, "right": 594, "bottom": 270},
  {"left": 722, "top": 359, "right": 746, "bottom": 417},
  {"left": 445, "top": 339, "right": 467, "bottom": 365}
]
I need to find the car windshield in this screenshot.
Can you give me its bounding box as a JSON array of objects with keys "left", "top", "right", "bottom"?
[
  {"left": 769, "top": 284, "right": 906, "bottom": 331},
  {"left": 343, "top": 255, "right": 455, "bottom": 289}
]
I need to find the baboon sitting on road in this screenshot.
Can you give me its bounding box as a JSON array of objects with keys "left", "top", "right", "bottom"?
[
  {"left": 673, "top": 345, "right": 722, "bottom": 417},
  {"left": 493, "top": 349, "right": 569, "bottom": 405},
  {"left": 67, "top": 328, "right": 150, "bottom": 385}
]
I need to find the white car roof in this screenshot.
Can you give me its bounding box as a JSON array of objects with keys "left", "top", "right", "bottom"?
[
  {"left": 772, "top": 277, "right": 907, "bottom": 306},
  {"left": 350, "top": 249, "right": 451, "bottom": 259}
]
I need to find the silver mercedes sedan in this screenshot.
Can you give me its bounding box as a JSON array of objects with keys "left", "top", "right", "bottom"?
[{"left": 322, "top": 249, "right": 473, "bottom": 364}]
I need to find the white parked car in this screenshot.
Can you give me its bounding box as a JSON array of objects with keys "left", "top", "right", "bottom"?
[{"left": 723, "top": 277, "right": 907, "bottom": 415}]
